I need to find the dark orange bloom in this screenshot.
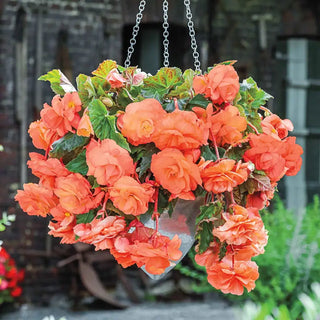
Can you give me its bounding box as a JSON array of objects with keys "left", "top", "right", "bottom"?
[
  {"left": 40, "top": 93, "right": 81, "bottom": 136},
  {"left": 212, "top": 205, "right": 268, "bottom": 248},
  {"left": 261, "top": 114, "right": 293, "bottom": 140},
  {"left": 86, "top": 139, "right": 135, "bottom": 186},
  {"left": 109, "top": 222, "right": 182, "bottom": 275},
  {"left": 206, "top": 258, "right": 259, "bottom": 295},
  {"left": 48, "top": 205, "right": 77, "bottom": 244},
  {"left": 28, "top": 119, "right": 60, "bottom": 151},
  {"left": 200, "top": 159, "right": 252, "bottom": 193},
  {"left": 193, "top": 64, "right": 240, "bottom": 105},
  {"left": 281, "top": 137, "right": 303, "bottom": 176},
  {"left": 152, "top": 109, "right": 208, "bottom": 150},
  {"left": 151, "top": 148, "right": 202, "bottom": 200},
  {"left": 109, "top": 176, "right": 154, "bottom": 216},
  {"left": 244, "top": 134, "right": 303, "bottom": 182},
  {"left": 120, "top": 99, "right": 166, "bottom": 146},
  {"left": 210, "top": 105, "right": 247, "bottom": 146},
  {"left": 15, "top": 183, "right": 58, "bottom": 217},
  {"left": 74, "top": 216, "right": 126, "bottom": 250},
  {"left": 54, "top": 173, "right": 104, "bottom": 214},
  {"left": 27, "top": 152, "right": 69, "bottom": 188},
  {"left": 77, "top": 109, "right": 94, "bottom": 137}
]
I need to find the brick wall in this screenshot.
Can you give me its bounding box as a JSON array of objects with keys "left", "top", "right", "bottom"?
[{"left": 0, "top": 0, "right": 123, "bottom": 303}]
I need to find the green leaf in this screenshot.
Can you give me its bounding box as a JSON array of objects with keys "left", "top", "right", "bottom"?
[
  {"left": 0, "top": 223, "right": 5, "bottom": 232},
  {"left": 144, "top": 67, "right": 183, "bottom": 90},
  {"left": 196, "top": 202, "right": 223, "bottom": 225},
  {"left": 76, "top": 74, "right": 95, "bottom": 107},
  {"left": 117, "top": 88, "right": 134, "bottom": 107},
  {"left": 186, "top": 94, "right": 210, "bottom": 110},
  {"left": 163, "top": 98, "right": 189, "bottom": 112},
  {"left": 65, "top": 149, "right": 88, "bottom": 176},
  {"left": 130, "top": 143, "right": 159, "bottom": 163},
  {"left": 197, "top": 221, "right": 214, "bottom": 254},
  {"left": 200, "top": 145, "right": 217, "bottom": 161},
  {"left": 224, "top": 145, "right": 248, "bottom": 161},
  {"left": 92, "top": 59, "right": 117, "bottom": 78},
  {"left": 168, "top": 69, "right": 195, "bottom": 98},
  {"left": 218, "top": 242, "right": 228, "bottom": 261},
  {"left": 92, "top": 76, "right": 108, "bottom": 96},
  {"left": 39, "top": 69, "right": 76, "bottom": 95},
  {"left": 88, "top": 99, "right": 130, "bottom": 151},
  {"left": 76, "top": 210, "right": 96, "bottom": 224},
  {"left": 50, "top": 133, "right": 89, "bottom": 159}
]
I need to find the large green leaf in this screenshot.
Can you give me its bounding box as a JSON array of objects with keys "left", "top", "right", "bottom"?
[
  {"left": 200, "top": 145, "right": 217, "bottom": 161},
  {"left": 88, "top": 99, "right": 130, "bottom": 151},
  {"left": 167, "top": 69, "right": 195, "bottom": 98},
  {"left": 185, "top": 94, "right": 210, "bottom": 110},
  {"left": 238, "top": 77, "right": 273, "bottom": 133},
  {"left": 144, "top": 67, "right": 183, "bottom": 89},
  {"left": 50, "top": 132, "right": 89, "bottom": 159},
  {"left": 39, "top": 69, "right": 76, "bottom": 95},
  {"left": 65, "top": 149, "right": 88, "bottom": 176},
  {"left": 141, "top": 67, "right": 183, "bottom": 101},
  {"left": 196, "top": 202, "right": 224, "bottom": 253},
  {"left": 76, "top": 210, "right": 96, "bottom": 224},
  {"left": 76, "top": 74, "right": 96, "bottom": 107},
  {"left": 92, "top": 59, "right": 117, "bottom": 78}
]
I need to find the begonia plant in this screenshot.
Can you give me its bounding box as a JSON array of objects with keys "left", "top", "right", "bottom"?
[{"left": 15, "top": 60, "right": 303, "bottom": 295}]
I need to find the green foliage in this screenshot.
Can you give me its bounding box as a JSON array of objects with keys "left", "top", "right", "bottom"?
[
  {"left": 200, "top": 145, "right": 217, "bottom": 161},
  {"left": 39, "top": 69, "right": 75, "bottom": 95},
  {"left": 49, "top": 132, "right": 89, "bottom": 160},
  {"left": 65, "top": 149, "right": 88, "bottom": 176},
  {"left": 196, "top": 202, "right": 223, "bottom": 253},
  {"left": 186, "top": 94, "right": 210, "bottom": 110},
  {"left": 88, "top": 99, "right": 130, "bottom": 151},
  {"left": 0, "top": 212, "right": 16, "bottom": 232},
  {"left": 76, "top": 210, "right": 96, "bottom": 224},
  {"left": 92, "top": 59, "right": 117, "bottom": 78},
  {"left": 236, "top": 77, "right": 273, "bottom": 133},
  {"left": 141, "top": 67, "right": 183, "bottom": 101}
]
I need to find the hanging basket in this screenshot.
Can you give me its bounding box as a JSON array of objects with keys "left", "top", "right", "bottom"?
[{"left": 15, "top": 1, "right": 303, "bottom": 296}]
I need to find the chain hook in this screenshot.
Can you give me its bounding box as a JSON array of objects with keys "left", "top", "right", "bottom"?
[
  {"left": 162, "top": 0, "right": 170, "bottom": 67},
  {"left": 184, "top": 0, "right": 202, "bottom": 74},
  {"left": 124, "top": 0, "right": 147, "bottom": 68}
]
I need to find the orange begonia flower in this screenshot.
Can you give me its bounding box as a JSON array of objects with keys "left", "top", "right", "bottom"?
[
  {"left": 109, "top": 222, "right": 182, "bottom": 275},
  {"left": 152, "top": 109, "right": 208, "bottom": 150},
  {"left": 27, "top": 152, "right": 69, "bottom": 188},
  {"left": 48, "top": 205, "right": 77, "bottom": 244},
  {"left": 15, "top": 183, "right": 58, "bottom": 217},
  {"left": 28, "top": 119, "right": 60, "bottom": 151},
  {"left": 74, "top": 216, "right": 126, "bottom": 250},
  {"left": 54, "top": 173, "right": 104, "bottom": 214},
  {"left": 151, "top": 148, "right": 202, "bottom": 200},
  {"left": 40, "top": 93, "right": 81, "bottom": 136},
  {"left": 86, "top": 139, "right": 135, "bottom": 186},
  {"left": 193, "top": 64, "right": 240, "bottom": 105},
  {"left": 200, "top": 159, "right": 252, "bottom": 194},
  {"left": 106, "top": 68, "right": 126, "bottom": 88},
  {"left": 212, "top": 205, "right": 268, "bottom": 250},
  {"left": 244, "top": 134, "right": 303, "bottom": 182},
  {"left": 261, "top": 114, "right": 293, "bottom": 140},
  {"left": 281, "top": 136, "right": 303, "bottom": 176},
  {"left": 210, "top": 105, "right": 247, "bottom": 146},
  {"left": 77, "top": 109, "right": 94, "bottom": 137},
  {"left": 109, "top": 176, "right": 154, "bottom": 216},
  {"left": 120, "top": 98, "right": 166, "bottom": 146},
  {"left": 206, "top": 258, "right": 259, "bottom": 295}
]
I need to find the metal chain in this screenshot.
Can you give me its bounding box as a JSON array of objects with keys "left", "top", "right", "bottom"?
[
  {"left": 124, "top": 0, "right": 147, "bottom": 68},
  {"left": 184, "top": 0, "right": 201, "bottom": 73},
  {"left": 162, "top": 0, "right": 170, "bottom": 67}
]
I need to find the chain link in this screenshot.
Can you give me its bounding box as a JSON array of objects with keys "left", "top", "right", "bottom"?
[
  {"left": 184, "top": 0, "right": 201, "bottom": 73},
  {"left": 162, "top": 0, "right": 169, "bottom": 67},
  {"left": 124, "top": 0, "right": 147, "bottom": 68}
]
